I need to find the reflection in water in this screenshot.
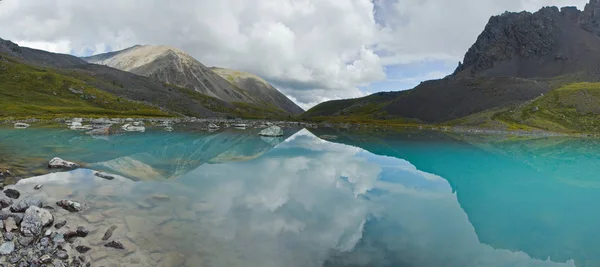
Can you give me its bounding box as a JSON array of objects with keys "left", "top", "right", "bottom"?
[
  {"left": 6, "top": 128, "right": 586, "bottom": 266},
  {"left": 0, "top": 127, "right": 298, "bottom": 180}
]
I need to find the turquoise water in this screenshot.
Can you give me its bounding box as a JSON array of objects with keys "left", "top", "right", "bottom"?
[{"left": 2, "top": 126, "right": 600, "bottom": 266}]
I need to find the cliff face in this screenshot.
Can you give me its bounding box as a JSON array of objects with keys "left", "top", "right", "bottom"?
[{"left": 454, "top": 3, "right": 600, "bottom": 79}]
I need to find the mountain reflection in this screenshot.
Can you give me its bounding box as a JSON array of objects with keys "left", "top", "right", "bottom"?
[
  {"left": 172, "top": 129, "right": 574, "bottom": 267},
  {"left": 310, "top": 128, "right": 600, "bottom": 267},
  {"left": 0, "top": 127, "right": 299, "bottom": 180}
]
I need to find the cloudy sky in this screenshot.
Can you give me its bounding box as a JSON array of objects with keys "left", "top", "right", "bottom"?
[{"left": 0, "top": 0, "right": 589, "bottom": 109}]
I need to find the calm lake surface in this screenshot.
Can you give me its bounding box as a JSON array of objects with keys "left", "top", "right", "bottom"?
[{"left": 1, "top": 125, "right": 599, "bottom": 266}]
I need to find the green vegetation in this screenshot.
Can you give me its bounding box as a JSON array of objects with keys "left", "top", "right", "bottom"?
[
  {"left": 0, "top": 57, "right": 171, "bottom": 119},
  {"left": 451, "top": 82, "right": 600, "bottom": 133},
  {"left": 496, "top": 82, "right": 600, "bottom": 133}
]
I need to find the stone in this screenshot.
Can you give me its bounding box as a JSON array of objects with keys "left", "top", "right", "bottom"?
[
  {"left": 55, "top": 250, "right": 68, "bottom": 260},
  {"left": 4, "top": 217, "right": 17, "bottom": 232},
  {"left": 3, "top": 232, "right": 13, "bottom": 241},
  {"left": 259, "top": 126, "right": 284, "bottom": 137},
  {"left": 18, "top": 236, "right": 34, "bottom": 246},
  {"left": 0, "top": 242, "right": 14, "bottom": 255},
  {"left": 44, "top": 229, "right": 52, "bottom": 236},
  {"left": 13, "top": 123, "right": 30, "bottom": 129},
  {"left": 48, "top": 157, "right": 79, "bottom": 170},
  {"left": 56, "top": 200, "right": 83, "bottom": 212},
  {"left": 104, "top": 240, "right": 125, "bottom": 250},
  {"left": 208, "top": 123, "right": 220, "bottom": 129},
  {"left": 75, "top": 245, "right": 91, "bottom": 253},
  {"left": 64, "top": 226, "right": 89, "bottom": 240},
  {"left": 20, "top": 206, "right": 53, "bottom": 237},
  {"left": 0, "top": 198, "right": 13, "bottom": 208},
  {"left": 94, "top": 172, "right": 115, "bottom": 180},
  {"left": 39, "top": 237, "right": 50, "bottom": 246},
  {"left": 10, "top": 196, "right": 43, "bottom": 212},
  {"left": 34, "top": 184, "right": 43, "bottom": 190},
  {"left": 121, "top": 124, "right": 145, "bottom": 132},
  {"left": 54, "top": 220, "right": 67, "bottom": 229},
  {"left": 52, "top": 233, "right": 65, "bottom": 245},
  {"left": 39, "top": 254, "right": 52, "bottom": 264},
  {"left": 102, "top": 225, "right": 117, "bottom": 241},
  {"left": 3, "top": 189, "right": 20, "bottom": 199},
  {"left": 158, "top": 252, "right": 186, "bottom": 267},
  {"left": 8, "top": 255, "right": 19, "bottom": 264}
]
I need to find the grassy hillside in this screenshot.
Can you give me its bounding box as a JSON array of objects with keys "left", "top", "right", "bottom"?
[
  {"left": 494, "top": 82, "right": 600, "bottom": 133},
  {"left": 0, "top": 56, "right": 171, "bottom": 119}
]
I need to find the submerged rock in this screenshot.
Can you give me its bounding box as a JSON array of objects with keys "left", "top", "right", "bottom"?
[
  {"left": 102, "top": 225, "right": 117, "bottom": 241},
  {"left": 48, "top": 157, "right": 80, "bottom": 170},
  {"left": 4, "top": 189, "right": 20, "bottom": 199},
  {"left": 259, "top": 126, "right": 284, "bottom": 137},
  {"left": 104, "top": 240, "right": 125, "bottom": 250},
  {"left": 20, "top": 206, "right": 54, "bottom": 237},
  {"left": 34, "top": 184, "right": 43, "bottom": 190},
  {"left": 75, "top": 245, "right": 91, "bottom": 253},
  {"left": 56, "top": 200, "right": 83, "bottom": 212},
  {"left": 86, "top": 127, "right": 110, "bottom": 136},
  {"left": 94, "top": 172, "right": 116, "bottom": 180},
  {"left": 54, "top": 220, "right": 67, "bottom": 229}
]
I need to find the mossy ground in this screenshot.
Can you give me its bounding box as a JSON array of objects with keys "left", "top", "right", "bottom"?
[{"left": 0, "top": 57, "right": 172, "bottom": 120}]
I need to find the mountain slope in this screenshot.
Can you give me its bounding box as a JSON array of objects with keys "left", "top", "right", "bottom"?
[
  {"left": 83, "top": 45, "right": 303, "bottom": 115},
  {"left": 0, "top": 38, "right": 296, "bottom": 119},
  {"left": 0, "top": 54, "right": 170, "bottom": 119},
  {"left": 304, "top": 0, "right": 600, "bottom": 131},
  {"left": 211, "top": 67, "right": 304, "bottom": 115}
]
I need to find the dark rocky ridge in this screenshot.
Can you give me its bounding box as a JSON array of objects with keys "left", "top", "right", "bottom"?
[
  {"left": 305, "top": 0, "right": 600, "bottom": 123},
  {"left": 455, "top": 1, "right": 600, "bottom": 78}
]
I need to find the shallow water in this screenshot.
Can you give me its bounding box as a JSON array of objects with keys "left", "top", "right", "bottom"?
[{"left": 2, "top": 126, "right": 600, "bottom": 266}]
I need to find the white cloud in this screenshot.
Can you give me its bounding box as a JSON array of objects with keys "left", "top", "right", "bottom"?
[{"left": 0, "top": 0, "right": 591, "bottom": 107}]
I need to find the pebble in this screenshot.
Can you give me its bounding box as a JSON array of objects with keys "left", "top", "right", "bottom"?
[
  {"left": 4, "top": 217, "right": 17, "bottom": 232},
  {"left": 55, "top": 250, "right": 68, "bottom": 260},
  {"left": 102, "top": 225, "right": 117, "bottom": 241},
  {"left": 104, "top": 240, "right": 125, "bottom": 250},
  {"left": 54, "top": 220, "right": 67, "bottom": 229},
  {"left": 34, "top": 184, "right": 43, "bottom": 190},
  {"left": 0, "top": 241, "right": 14, "bottom": 255},
  {"left": 3, "top": 232, "right": 13, "bottom": 241},
  {"left": 3, "top": 189, "right": 20, "bottom": 199},
  {"left": 94, "top": 172, "right": 116, "bottom": 180},
  {"left": 18, "top": 236, "right": 34, "bottom": 246},
  {"left": 75, "top": 245, "right": 91, "bottom": 253},
  {"left": 56, "top": 200, "right": 83, "bottom": 212},
  {"left": 39, "top": 254, "right": 52, "bottom": 264},
  {"left": 0, "top": 198, "right": 13, "bottom": 208}
]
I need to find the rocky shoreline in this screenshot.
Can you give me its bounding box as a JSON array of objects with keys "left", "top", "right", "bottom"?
[{"left": 0, "top": 159, "right": 129, "bottom": 267}]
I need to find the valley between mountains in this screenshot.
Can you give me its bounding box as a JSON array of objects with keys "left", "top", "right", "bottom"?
[{"left": 6, "top": 0, "right": 600, "bottom": 135}]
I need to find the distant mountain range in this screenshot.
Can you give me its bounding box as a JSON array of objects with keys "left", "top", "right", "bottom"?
[
  {"left": 303, "top": 0, "right": 600, "bottom": 133},
  {"left": 0, "top": 39, "right": 302, "bottom": 119}
]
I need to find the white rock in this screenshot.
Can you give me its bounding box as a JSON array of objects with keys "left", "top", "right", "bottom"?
[
  {"left": 121, "top": 124, "right": 145, "bottom": 132},
  {"left": 48, "top": 157, "right": 79, "bottom": 169},
  {"left": 0, "top": 242, "right": 14, "bottom": 255},
  {"left": 14, "top": 123, "right": 30, "bottom": 129},
  {"left": 72, "top": 118, "right": 83, "bottom": 123},
  {"left": 208, "top": 123, "right": 219, "bottom": 129},
  {"left": 125, "top": 118, "right": 134, "bottom": 122},
  {"left": 20, "top": 206, "right": 54, "bottom": 237},
  {"left": 259, "top": 126, "right": 284, "bottom": 137}
]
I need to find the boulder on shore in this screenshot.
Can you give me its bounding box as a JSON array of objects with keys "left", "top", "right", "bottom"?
[
  {"left": 13, "top": 123, "right": 30, "bottom": 129},
  {"left": 48, "top": 157, "right": 79, "bottom": 170},
  {"left": 20, "top": 206, "right": 53, "bottom": 237},
  {"left": 259, "top": 126, "right": 284, "bottom": 137}
]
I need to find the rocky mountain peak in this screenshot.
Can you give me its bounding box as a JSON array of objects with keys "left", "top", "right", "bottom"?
[{"left": 454, "top": 0, "right": 600, "bottom": 79}]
